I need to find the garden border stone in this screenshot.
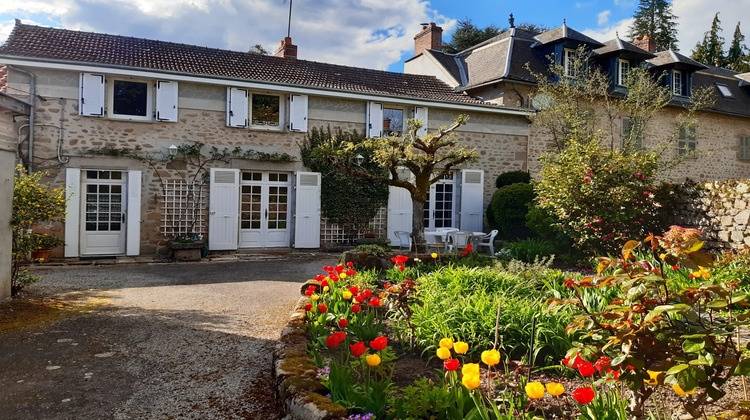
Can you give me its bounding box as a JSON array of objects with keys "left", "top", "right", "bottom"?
[{"left": 274, "top": 295, "right": 347, "bottom": 420}]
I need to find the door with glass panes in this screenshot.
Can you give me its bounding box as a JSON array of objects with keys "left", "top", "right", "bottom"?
[
  {"left": 238, "top": 172, "right": 291, "bottom": 247},
  {"left": 423, "top": 173, "right": 456, "bottom": 229},
  {"left": 80, "top": 170, "right": 127, "bottom": 255}
]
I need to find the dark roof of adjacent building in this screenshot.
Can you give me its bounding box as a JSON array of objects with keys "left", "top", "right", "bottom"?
[
  {"left": 593, "top": 38, "right": 656, "bottom": 60},
  {"left": 646, "top": 50, "right": 708, "bottom": 70},
  {"left": 532, "top": 23, "right": 604, "bottom": 49},
  {"left": 0, "top": 22, "right": 489, "bottom": 105},
  {"left": 693, "top": 66, "right": 750, "bottom": 117}
]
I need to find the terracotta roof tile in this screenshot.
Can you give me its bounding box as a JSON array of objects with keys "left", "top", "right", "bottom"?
[{"left": 0, "top": 23, "right": 486, "bottom": 105}]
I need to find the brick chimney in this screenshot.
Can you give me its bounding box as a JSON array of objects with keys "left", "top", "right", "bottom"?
[
  {"left": 274, "top": 37, "right": 298, "bottom": 59},
  {"left": 632, "top": 34, "right": 657, "bottom": 53},
  {"left": 414, "top": 23, "right": 443, "bottom": 57}
]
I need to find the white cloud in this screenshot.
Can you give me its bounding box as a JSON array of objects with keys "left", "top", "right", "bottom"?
[
  {"left": 598, "top": 10, "right": 611, "bottom": 26},
  {"left": 0, "top": 0, "right": 451, "bottom": 70},
  {"left": 582, "top": 17, "right": 634, "bottom": 42}
]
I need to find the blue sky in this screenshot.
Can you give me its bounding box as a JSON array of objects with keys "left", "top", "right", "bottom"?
[{"left": 1, "top": 0, "right": 747, "bottom": 72}]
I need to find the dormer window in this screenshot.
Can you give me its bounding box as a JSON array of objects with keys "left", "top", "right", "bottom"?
[
  {"left": 673, "top": 70, "right": 683, "bottom": 96},
  {"left": 618, "top": 59, "right": 630, "bottom": 86},
  {"left": 564, "top": 48, "right": 577, "bottom": 78},
  {"left": 715, "top": 83, "right": 734, "bottom": 98}
]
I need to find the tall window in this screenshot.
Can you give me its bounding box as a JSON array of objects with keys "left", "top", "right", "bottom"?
[
  {"left": 672, "top": 70, "right": 683, "bottom": 96},
  {"left": 383, "top": 107, "right": 404, "bottom": 136},
  {"left": 678, "top": 125, "right": 696, "bottom": 156},
  {"left": 251, "top": 94, "right": 280, "bottom": 127},
  {"left": 621, "top": 117, "right": 642, "bottom": 149},
  {"left": 563, "top": 48, "right": 577, "bottom": 78},
  {"left": 618, "top": 59, "right": 630, "bottom": 86},
  {"left": 740, "top": 136, "right": 750, "bottom": 161}
]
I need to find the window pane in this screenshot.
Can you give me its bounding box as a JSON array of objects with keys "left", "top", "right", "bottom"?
[
  {"left": 383, "top": 108, "right": 404, "bottom": 135},
  {"left": 252, "top": 94, "right": 280, "bottom": 126},
  {"left": 113, "top": 80, "right": 148, "bottom": 116}
]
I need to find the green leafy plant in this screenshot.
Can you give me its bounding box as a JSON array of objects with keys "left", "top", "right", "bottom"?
[
  {"left": 503, "top": 238, "right": 557, "bottom": 264},
  {"left": 489, "top": 183, "right": 535, "bottom": 239},
  {"left": 495, "top": 170, "right": 531, "bottom": 188}
]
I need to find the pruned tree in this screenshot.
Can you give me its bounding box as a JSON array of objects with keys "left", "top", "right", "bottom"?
[
  {"left": 309, "top": 116, "right": 477, "bottom": 251},
  {"left": 628, "top": 0, "right": 679, "bottom": 51},
  {"left": 692, "top": 13, "right": 727, "bottom": 67}
]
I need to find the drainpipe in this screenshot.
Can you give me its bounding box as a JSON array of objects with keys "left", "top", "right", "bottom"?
[{"left": 10, "top": 66, "right": 36, "bottom": 172}]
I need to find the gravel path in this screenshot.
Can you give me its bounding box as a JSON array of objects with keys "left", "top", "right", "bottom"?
[{"left": 0, "top": 254, "right": 338, "bottom": 419}]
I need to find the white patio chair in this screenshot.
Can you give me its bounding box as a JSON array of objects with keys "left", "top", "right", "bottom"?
[
  {"left": 394, "top": 231, "right": 412, "bottom": 251},
  {"left": 445, "top": 231, "right": 473, "bottom": 253},
  {"left": 477, "top": 229, "right": 499, "bottom": 256}
]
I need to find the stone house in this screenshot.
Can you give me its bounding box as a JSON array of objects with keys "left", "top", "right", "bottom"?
[
  {"left": 405, "top": 20, "right": 750, "bottom": 181},
  {"left": 0, "top": 20, "right": 532, "bottom": 258}
]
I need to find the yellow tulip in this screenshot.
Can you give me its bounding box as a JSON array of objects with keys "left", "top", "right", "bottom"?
[
  {"left": 323, "top": 286, "right": 330, "bottom": 292},
  {"left": 439, "top": 338, "right": 454, "bottom": 349},
  {"left": 431, "top": 253, "right": 438, "bottom": 259},
  {"left": 672, "top": 384, "right": 695, "bottom": 396},
  {"left": 462, "top": 363, "right": 480, "bottom": 376},
  {"left": 366, "top": 354, "right": 381, "bottom": 367},
  {"left": 644, "top": 370, "right": 663, "bottom": 386},
  {"left": 436, "top": 347, "right": 451, "bottom": 360},
  {"left": 525, "top": 382, "right": 545, "bottom": 399},
  {"left": 462, "top": 373, "right": 480, "bottom": 390},
  {"left": 311, "top": 295, "right": 320, "bottom": 301},
  {"left": 454, "top": 341, "right": 469, "bottom": 354},
  {"left": 481, "top": 349, "right": 501, "bottom": 366},
  {"left": 342, "top": 291, "right": 352, "bottom": 300},
  {"left": 340, "top": 273, "right": 347, "bottom": 279},
  {"left": 546, "top": 382, "right": 565, "bottom": 396}
]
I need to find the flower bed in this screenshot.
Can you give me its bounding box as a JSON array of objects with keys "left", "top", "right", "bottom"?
[{"left": 294, "top": 229, "right": 750, "bottom": 419}]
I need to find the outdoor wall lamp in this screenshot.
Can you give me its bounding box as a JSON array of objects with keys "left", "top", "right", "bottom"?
[
  {"left": 168, "top": 144, "right": 178, "bottom": 156},
  {"left": 354, "top": 154, "right": 365, "bottom": 166}
]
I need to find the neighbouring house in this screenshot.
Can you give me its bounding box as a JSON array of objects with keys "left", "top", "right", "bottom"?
[
  {"left": 405, "top": 19, "right": 750, "bottom": 181},
  {"left": 0, "top": 20, "right": 533, "bottom": 258},
  {"left": 0, "top": 89, "right": 30, "bottom": 298}
]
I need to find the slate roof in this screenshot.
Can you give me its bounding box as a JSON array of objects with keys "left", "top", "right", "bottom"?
[
  {"left": 593, "top": 38, "right": 656, "bottom": 60},
  {"left": 693, "top": 66, "right": 750, "bottom": 117},
  {"left": 646, "top": 50, "right": 708, "bottom": 70},
  {"left": 532, "top": 23, "right": 604, "bottom": 49},
  {"left": 0, "top": 22, "right": 487, "bottom": 105}
]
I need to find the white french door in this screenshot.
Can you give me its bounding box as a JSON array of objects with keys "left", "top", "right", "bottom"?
[
  {"left": 424, "top": 173, "right": 456, "bottom": 229},
  {"left": 239, "top": 172, "right": 291, "bottom": 248},
  {"left": 80, "top": 170, "right": 127, "bottom": 255}
]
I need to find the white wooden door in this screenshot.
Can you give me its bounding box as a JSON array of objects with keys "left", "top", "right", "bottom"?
[
  {"left": 424, "top": 173, "right": 457, "bottom": 229},
  {"left": 293, "top": 172, "right": 321, "bottom": 248},
  {"left": 80, "top": 170, "right": 127, "bottom": 255},
  {"left": 239, "top": 172, "right": 291, "bottom": 248},
  {"left": 208, "top": 168, "right": 239, "bottom": 250},
  {"left": 460, "top": 169, "right": 484, "bottom": 232},
  {"left": 387, "top": 168, "right": 414, "bottom": 243}
]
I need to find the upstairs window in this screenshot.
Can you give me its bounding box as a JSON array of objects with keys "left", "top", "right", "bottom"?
[
  {"left": 109, "top": 78, "right": 153, "bottom": 121},
  {"left": 618, "top": 59, "right": 631, "bottom": 86},
  {"left": 672, "top": 70, "right": 684, "bottom": 96},
  {"left": 563, "top": 48, "right": 578, "bottom": 78},
  {"left": 740, "top": 136, "right": 750, "bottom": 161},
  {"left": 678, "top": 125, "right": 696, "bottom": 156},
  {"left": 621, "top": 117, "right": 642, "bottom": 149},
  {"left": 251, "top": 94, "right": 281, "bottom": 128}
]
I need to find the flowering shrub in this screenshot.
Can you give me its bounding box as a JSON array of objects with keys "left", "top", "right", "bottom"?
[{"left": 550, "top": 227, "right": 750, "bottom": 417}]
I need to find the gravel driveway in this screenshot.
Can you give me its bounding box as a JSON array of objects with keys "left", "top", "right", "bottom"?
[{"left": 0, "top": 253, "right": 339, "bottom": 419}]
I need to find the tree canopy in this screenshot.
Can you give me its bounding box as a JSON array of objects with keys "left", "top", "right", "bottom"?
[
  {"left": 692, "top": 13, "right": 726, "bottom": 67},
  {"left": 628, "top": 0, "right": 679, "bottom": 51},
  {"left": 727, "top": 22, "right": 750, "bottom": 72},
  {"left": 441, "top": 19, "right": 550, "bottom": 54}
]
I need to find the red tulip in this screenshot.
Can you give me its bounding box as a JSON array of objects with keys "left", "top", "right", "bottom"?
[
  {"left": 443, "top": 359, "right": 460, "bottom": 371},
  {"left": 314, "top": 274, "right": 325, "bottom": 281},
  {"left": 370, "top": 336, "right": 387, "bottom": 351},
  {"left": 466, "top": 244, "right": 473, "bottom": 252},
  {"left": 594, "top": 357, "right": 611, "bottom": 373},
  {"left": 338, "top": 318, "right": 349, "bottom": 328},
  {"left": 334, "top": 331, "right": 346, "bottom": 342},
  {"left": 350, "top": 341, "right": 367, "bottom": 357},
  {"left": 349, "top": 287, "right": 359, "bottom": 295},
  {"left": 325, "top": 334, "right": 341, "bottom": 348},
  {"left": 334, "top": 265, "right": 345, "bottom": 274},
  {"left": 399, "top": 265, "right": 405, "bottom": 271},
  {"left": 323, "top": 266, "right": 333, "bottom": 272},
  {"left": 354, "top": 295, "right": 364, "bottom": 303},
  {"left": 461, "top": 251, "right": 468, "bottom": 256},
  {"left": 346, "top": 261, "right": 354, "bottom": 268},
  {"left": 321, "top": 280, "right": 329, "bottom": 287},
  {"left": 345, "top": 269, "right": 356, "bottom": 276},
  {"left": 572, "top": 387, "right": 595, "bottom": 404},
  {"left": 330, "top": 274, "right": 339, "bottom": 282},
  {"left": 369, "top": 297, "right": 381, "bottom": 307},
  {"left": 304, "top": 304, "right": 312, "bottom": 311},
  {"left": 317, "top": 303, "right": 327, "bottom": 313},
  {"left": 578, "top": 361, "right": 596, "bottom": 377},
  {"left": 305, "top": 288, "right": 314, "bottom": 296},
  {"left": 351, "top": 304, "right": 361, "bottom": 313},
  {"left": 362, "top": 289, "right": 372, "bottom": 298}
]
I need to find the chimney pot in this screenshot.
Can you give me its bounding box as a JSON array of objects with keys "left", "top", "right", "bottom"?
[
  {"left": 274, "top": 36, "right": 298, "bottom": 59},
  {"left": 632, "top": 34, "right": 657, "bottom": 53},
  {"left": 413, "top": 22, "right": 443, "bottom": 57}
]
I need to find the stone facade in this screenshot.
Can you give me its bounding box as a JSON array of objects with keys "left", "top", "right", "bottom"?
[{"left": 680, "top": 179, "right": 750, "bottom": 250}]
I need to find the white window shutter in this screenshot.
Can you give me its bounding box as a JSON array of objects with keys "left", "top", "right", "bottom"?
[
  {"left": 414, "top": 106, "right": 428, "bottom": 137},
  {"left": 226, "top": 87, "right": 248, "bottom": 127},
  {"left": 126, "top": 170, "right": 142, "bottom": 256},
  {"left": 155, "top": 81, "right": 179, "bottom": 122},
  {"left": 79, "top": 73, "right": 105, "bottom": 116},
  {"left": 64, "top": 168, "right": 81, "bottom": 257},
  {"left": 459, "top": 169, "right": 484, "bottom": 232},
  {"left": 367, "top": 102, "right": 383, "bottom": 138},
  {"left": 208, "top": 168, "right": 240, "bottom": 250},
  {"left": 289, "top": 94, "right": 308, "bottom": 132},
  {"left": 294, "top": 172, "right": 321, "bottom": 248}
]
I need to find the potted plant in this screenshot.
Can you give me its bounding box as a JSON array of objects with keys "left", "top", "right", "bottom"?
[
  {"left": 28, "top": 233, "right": 65, "bottom": 262},
  {"left": 168, "top": 234, "right": 206, "bottom": 262}
]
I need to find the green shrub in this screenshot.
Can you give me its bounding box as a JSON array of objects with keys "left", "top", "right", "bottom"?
[
  {"left": 353, "top": 244, "right": 391, "bottom": 256},
  {"left": 495, "top": 170, "right": 531, "bottom": 188},
  {"left": 489, "top": 183, "right": 535, "bottom": 239},
  {"left": 503, "top": 239, "right": 557, "bottom": 264}
]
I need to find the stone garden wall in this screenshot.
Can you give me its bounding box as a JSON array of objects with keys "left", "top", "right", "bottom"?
[{"left": 679, "top": 179, "right": 750, "bottom": 250}]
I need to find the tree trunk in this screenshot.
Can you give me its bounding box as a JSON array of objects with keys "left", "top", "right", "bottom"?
[{"left": 411, "top": 198, "right": 426, "bottom": 253}]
